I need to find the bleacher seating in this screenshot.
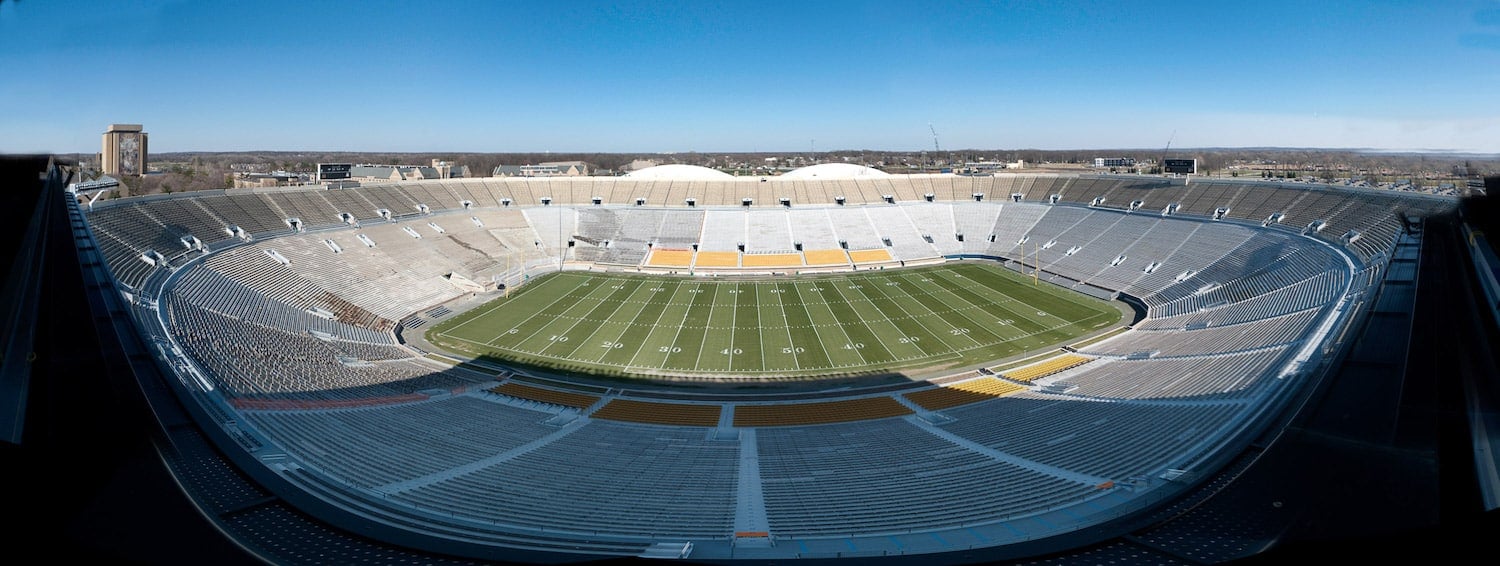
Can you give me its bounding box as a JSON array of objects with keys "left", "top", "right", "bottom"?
[
  {"left": 592, "top": 399, "right": 721, "bottom": 426},
  {"left": 74, "top": 173, "right": 1460, "bottom": 561},
  {"left": 489, "top": 381, "right": 599, "bottom": 409},
  {"left": 904, "top": 376, "right": 1026, "bottom": 410},
  {"left": 733, "top": 396, "right": 912, "bottom": 426},
  {"left": 757, "top": 418, "right": 1095, "bottom": 536},
  {"left": 1001, "top": 353, "right": 1093, "bottom": 382},
  {"left": 645, "top": 248, "right": 693, "bottom": 268},
  {"left": 393, "top": 420, "right": 738, "bottom": 539},
  {"left": 803, "top": 249, "right": 850, "bottom": 266}
]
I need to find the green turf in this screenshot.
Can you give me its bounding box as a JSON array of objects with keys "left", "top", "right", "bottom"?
[{"left": 424, "top": 262, "right": 1122, "bottom": 379}]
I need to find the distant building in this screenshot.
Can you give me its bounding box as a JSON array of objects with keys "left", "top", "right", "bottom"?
[
  {"left": 960, "top": 162, "right": 1009, "bottom": 174},
  {"left": 101, "top": 124, "right": 148, "bottom": 177},
  {"left": 349, "top": 159, "right": 468, "bottom": 182},
  {"left": 234, "top": 171, "right": 308, "bottom": 188},
  {"left": 429, "top": 159, "right": 469, "bottom": 179},
  {"left": 1093, "top": 157, "right": 1135, "bottom": 168},
  {"left": 492, "top": 160, "right": 591, "bottom": 177}
]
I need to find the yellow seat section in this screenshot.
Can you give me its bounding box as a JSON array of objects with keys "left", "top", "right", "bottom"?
[
  {"left": 741, "top": 253, "right": 804, "bottom": 267},
  {"left": 904, "top": 376, "right": 1026, "bottom": 410},
  {"left": 848, "top": 248, "right": 893, "bottom": 263},
  {"left": 803, "top": 249, "right": 850, "bottom": 266},
  {"left": 694, "top": 251, "right": 740, "bottom": 267},
  {"left": 1001, "top": 353, "right": 1092, "bottom": 382},
  {"left": 646, "top": 248, "right": 693, "bottom": 267}
]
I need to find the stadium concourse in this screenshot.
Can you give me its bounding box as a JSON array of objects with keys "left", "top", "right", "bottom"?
[{"left": 9, "top": 158, "right": 1500, "bottom": 565}]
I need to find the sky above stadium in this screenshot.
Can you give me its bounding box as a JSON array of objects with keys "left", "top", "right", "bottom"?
[{"left": 3, "top": 0, "right": 1499, "bottom": 154}]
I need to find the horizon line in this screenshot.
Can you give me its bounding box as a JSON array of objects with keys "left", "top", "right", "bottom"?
[{"left": 20, "top": 146, "right": 1500, "bottom": 157}]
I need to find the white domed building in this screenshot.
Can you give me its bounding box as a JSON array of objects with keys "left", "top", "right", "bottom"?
[
  {"left": 780, "top": 163, "right": 890, "bottom": 179},
  {"left": 621, "top": 163, "right": 735, "bottom": 179}
]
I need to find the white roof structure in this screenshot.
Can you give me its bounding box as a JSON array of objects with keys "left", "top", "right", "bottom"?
[
  {"left": 780, "top": 163, "right": 891, "bottom": 179},
  {"left": 622, "top": 164, "right": 735, "bottom": 180}
]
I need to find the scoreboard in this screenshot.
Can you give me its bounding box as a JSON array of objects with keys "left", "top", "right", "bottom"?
[
  {"left": 1163, "top": 159, "right": 1197, "bottom": 174},
  {"left": 317, "top": 163, "right": 352, "bottom": 181}
]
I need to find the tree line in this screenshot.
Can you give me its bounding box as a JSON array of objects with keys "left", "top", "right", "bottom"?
[{"left": 58, "top": 148, "right": 1496, "bottom": 198}]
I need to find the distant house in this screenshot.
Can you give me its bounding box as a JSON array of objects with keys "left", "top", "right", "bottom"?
[
  {"left": 492, "top": 160, "right": 591, "bottom": 177},
  {"left": 234, "top": 171, "right": 307, "bottom": 188},
  {"left": 1093, "top": 157, "right": 1135, "bottom": 168},
  {"left": 350, "top": 159, "right": 467, "bottom": 182},
  {"left": 429, "top": 159, "right": 469, "bottom": 179}
]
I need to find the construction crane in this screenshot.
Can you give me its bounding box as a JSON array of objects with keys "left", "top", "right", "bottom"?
[
  {"left": 1161, "top": 130, "right": 1176, "bottom": 174},
  {"left": 929, "top": 123, "right": 940, "bottom": 153}
]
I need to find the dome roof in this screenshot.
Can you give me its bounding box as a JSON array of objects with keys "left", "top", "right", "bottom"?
[
  {"left": 622, "top": 164, "right": 735, "bottom": 180},
  {"left": 780, "top": 163, "right": 890, "bottom": 179}
]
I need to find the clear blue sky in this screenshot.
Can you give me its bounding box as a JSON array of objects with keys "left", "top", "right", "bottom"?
[{"left": 3, "top": 0, "right": 1499, "bottom": 153}]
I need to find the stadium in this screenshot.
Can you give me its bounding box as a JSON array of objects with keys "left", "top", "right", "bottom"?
[{"left": 6, "top": 158, "right": 1500, "bottom": 565}]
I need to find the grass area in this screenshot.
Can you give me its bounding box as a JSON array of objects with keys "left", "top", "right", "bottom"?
[{"left": 425, "top": 262, "right": 1121, "bottom": 380}]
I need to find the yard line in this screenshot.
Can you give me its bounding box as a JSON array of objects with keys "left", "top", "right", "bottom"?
[
  {"left": 595, "top": 279, "right": 677, "bottom": 367},
  {"left": 779, "top": 281, "right": 836, "bottom": 369},
  {"left": 506, "top": 275, "right": 623, "bottom": 352},
  {"left": 820, "top": 276, "right": 912, "bottom": 367},
  {"left": 567, "top": 278, "right": 656, "bottom": 364},
  {"left": 824, "top": 278, "right": 928, "bottom": 359},
  {"left": 579, "top": 276, "right": 663, "bottom": 363},
  {"left": 436, "top": 333, "right": 509, "bottom": 352},
  {"left": 533, "top": 277, "right": 644, "bottom": 359},
  {"left": 727, "top": 282, "right": 740, "bottom": 369},
  {"left": 792, "top": 280, "right": 869, "bottom": 367},
  {"left": 922, "top": 267, "right": 1083, "bottom": 342},
  {"left": 603, "top": 276, "right": 687, "bottom": 366},
  {"left": 920, "top": 265, "right": 1118, "bottom": 349},
  {"left": 481, "top": 274, "right": 609, "bottom": 348},
  {"left": 890, "top": 270, "right": 1009, "bottom": 346},
  {"left": 853, "top": 268, "right": 980, "bottom": 350},
  {"left": 444, "top": 271, "right": 583, "bottom": 335},
  {"left": 751, "top": 281, "right": 770, "bottom": 371},
  {"left": 690, "top": 282, "right": 724, "bottom": 370},
  {"left": 622, "top": 278, "right": 692, "bottom": 370},
  {"left": 769, "top": 281, "right": 804, "bottom": 371},
  {"left": 892, "top": 269, "right": 1006, "bottom": 343},
  {"left": 653, "top": 282, "right": 706, "bottom": 370},
  {"left": 953, "top": 263, "right": 1114, "bottom": 329}
]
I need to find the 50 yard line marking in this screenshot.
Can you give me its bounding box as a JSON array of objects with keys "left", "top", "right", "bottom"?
[
  {"left": 755, "top": 281, "right": 768, "bottom": 371},
  {"left": 771, "top": 282, "right": 803, "bottom": 370}
]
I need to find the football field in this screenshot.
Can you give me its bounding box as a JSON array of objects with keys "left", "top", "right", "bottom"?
[{"left": 425, "top": 262, "right": 1122, "bottom": 379}]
